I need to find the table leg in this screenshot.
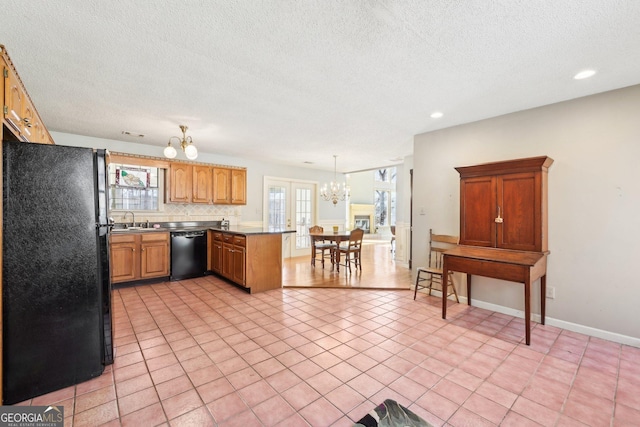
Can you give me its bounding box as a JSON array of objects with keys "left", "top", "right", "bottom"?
[
  {"left": 310, "top": 236, "right": 316, "bottom": 266},
  {"left": 541, "top": 274, "right": 546, "bottom": 325},
  {"left": 466, "top": 273, "right": 472, "bottom": 306},
  {"left": 442, "top": 259, "right": 448, "bottom": 319},
  {"left": 524, "top": 275, "right": 531, "bottom": 345}
]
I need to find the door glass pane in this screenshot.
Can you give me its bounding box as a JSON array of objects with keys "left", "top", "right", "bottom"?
[
  {"left": 295, "top": 187, "right": 312, "bottom": 249},
  {"left": 374, "top": 190, "right": 389, "bottom": 226},
  {"left": 268, "top": 186, "right": 286, "bottom": 228}
]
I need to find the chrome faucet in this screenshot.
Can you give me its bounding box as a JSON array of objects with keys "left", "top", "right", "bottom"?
[{"left": 123, "top": 211, "right": 135, "bottom": 228}]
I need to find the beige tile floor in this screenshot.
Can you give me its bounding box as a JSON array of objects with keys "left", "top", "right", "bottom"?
[{"left": 16, "top": 275, "right": 640, "bottom": 426}]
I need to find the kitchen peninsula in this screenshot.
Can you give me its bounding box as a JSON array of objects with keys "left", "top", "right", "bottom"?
[
  {"left": 109, "top": 221, "right": 295, "bottom": 294},
  {"left": 208, "top": 225, "right": 295, "bottom": 293}
]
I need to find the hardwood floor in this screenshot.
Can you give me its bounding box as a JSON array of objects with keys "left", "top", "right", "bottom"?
[{"left": 283, "top": 238, "right": 412, "bottom": 289}]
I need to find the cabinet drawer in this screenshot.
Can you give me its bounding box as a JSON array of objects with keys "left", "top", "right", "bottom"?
[
  {"left": 141, "top": 232, "right": 169, "bottom": 243},
  {"left": 110, "top": 234, "right": 136, "bottom": 243},
  {"left": 223, "top": 233, "right": 234, "bottom": 243},
  {"left": 233, "top": 235, "right": 246, "bottom": 247},
  {"left": 213, "top": 232, "right": 222, "bottom": 241}
]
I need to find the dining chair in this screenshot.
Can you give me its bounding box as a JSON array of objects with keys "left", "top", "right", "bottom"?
[
  {"left": 309, "top": 225, "right": 336, "bottom": 268},
  {"left": 414, "top": 229, "right": 459, "bottom": 302},
  {"left": 332, "top": 228, "right": 364, "bottom": 273},
  {"left": 390, "top": 225, "right": 396, "bottom": 252}
]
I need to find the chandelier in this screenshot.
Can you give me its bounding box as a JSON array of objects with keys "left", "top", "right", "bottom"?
[
  {"left": 164, "top": 125, "right": 198, "bottom": 160},
  {"left": 320, "top": 155, "right": 350, "bottom": 206}
]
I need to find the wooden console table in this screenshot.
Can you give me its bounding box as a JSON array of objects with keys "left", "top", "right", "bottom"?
[{"left": 442, "top": 246, "right": 548, "bottom": 345}]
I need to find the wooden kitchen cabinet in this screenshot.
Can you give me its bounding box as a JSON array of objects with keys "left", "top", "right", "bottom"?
[
  {"left": 212, "top": 231, "right": 281, "bottom": 293},
  {"left": 167, "top": 163, "right": 192, "bottom": 203},
  {"left": 110, "top": 232, "right": 170, "bottom": 284},
  {"left": 213, "top": 167, "right": 247, "bottom": 205},
  {"left": 456, "top": 156, "right": 553, "bottom": 252},
  {"left": 3, "top": 58, "right": 25, "bottom": 136},
  {"left": 212, "top": 167, "right": 231, "bottom": 204},
  {"left": 192, "top": 165, "right": 212, "bottom": 204},
  {"left": 167, "top": 164, "right": 246, "bottom": 205},
  {"left": 230, "top": 169, "right": 247, "bottom": 205},
  {"left": 210, "top": 231, "right": 223, "bottom": 273},
  {"left": 110, "top": 234, "right": 138, "bottom": 283},
  {"left": 231, "top": 235, "right": 246, "bottom": 284},
  {"left": 2, "top": 46, "right": 54, "bottom": 144}
]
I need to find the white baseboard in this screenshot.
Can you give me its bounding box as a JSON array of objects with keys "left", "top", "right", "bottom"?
[{"left": 420, "top": 289, "right": 640, "bottom": 348}]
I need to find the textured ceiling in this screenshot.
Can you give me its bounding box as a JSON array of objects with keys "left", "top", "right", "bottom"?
[{"left": 2, "top": 1, "right": 639, "bottom": 172}]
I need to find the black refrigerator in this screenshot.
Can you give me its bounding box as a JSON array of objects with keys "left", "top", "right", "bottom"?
[{"left": 2, "top": 141, "right": 113, "bottom": 405}]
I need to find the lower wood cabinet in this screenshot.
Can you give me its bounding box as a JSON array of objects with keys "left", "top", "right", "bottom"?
[
  {"left": 209, "top": 230, "right": 282, "bottom": 293},
  {"left": 110, "top": 232, "right": 170, "bottom": 284}
]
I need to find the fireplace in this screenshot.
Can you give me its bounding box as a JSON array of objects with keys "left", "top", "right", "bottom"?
[
  {"left": 349, "top": 204, "right": 375, "bottom": 234},
  {"left": 354, "top": 215, "right": 371, "bottom": 233}
]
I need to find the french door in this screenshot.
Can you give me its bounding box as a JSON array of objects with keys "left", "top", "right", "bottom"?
[{"left": 264, "top": 178, "right": 317, "bottom": 258}]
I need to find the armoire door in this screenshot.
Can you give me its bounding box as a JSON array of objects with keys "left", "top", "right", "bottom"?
[
  {"left": 459, "top": 175, "right": 496, "bottom": 247},
  {"left": 496, "top": 172, "right": 541, "bottom": 252}
]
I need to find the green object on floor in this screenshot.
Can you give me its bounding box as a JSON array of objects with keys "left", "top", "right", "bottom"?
[{"left": 353, "top": 399, "right": 433, "bottom": 427}]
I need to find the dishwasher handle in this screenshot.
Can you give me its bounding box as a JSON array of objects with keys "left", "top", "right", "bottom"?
[{"left": 171, "top": 230, "right": 206, "bottom": 238}]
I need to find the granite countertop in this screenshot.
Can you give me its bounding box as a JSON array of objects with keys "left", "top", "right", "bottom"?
[
  {"left": 210, "top": 226, "right": 296, "bottom": 235},
  {"left": 111, "top": 221, "right": 295, "bottom": 235}
]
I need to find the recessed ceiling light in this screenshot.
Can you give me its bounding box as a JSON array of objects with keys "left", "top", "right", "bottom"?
[
  {"left": 430, "top": 112, "right": 443, "bottom": 119},
  {"left": 574, "top": 69, "right": 596, "bottom": 80}
]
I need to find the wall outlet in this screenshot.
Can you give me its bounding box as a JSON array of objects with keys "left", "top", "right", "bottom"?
[{"left": 546, "top": 286, "right": 556, "bottom": 299}]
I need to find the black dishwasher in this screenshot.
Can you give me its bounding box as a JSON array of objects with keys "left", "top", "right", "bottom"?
[{"left": 170, "top": 230, "right": 208, "bottom": 280}]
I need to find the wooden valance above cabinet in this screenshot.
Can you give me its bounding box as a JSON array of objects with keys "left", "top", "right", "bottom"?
[
  {"left": 456, "top": 156, "right": 553, "bottom": 253},
  {"left": 1, "top": 45, "right": 55, "bottom": 145}
]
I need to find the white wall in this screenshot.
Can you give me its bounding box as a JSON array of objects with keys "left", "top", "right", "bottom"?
[
  {"left": 412, "top": 84, "right": 640, "bottom": 344},
  {"left": 51, "top": 131, "right": 348, "bottom": 223}
]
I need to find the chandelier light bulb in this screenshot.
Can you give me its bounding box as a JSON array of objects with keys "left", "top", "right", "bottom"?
[
  {"left": 184, "top": 143, "right": 198, "bottom": 160},
  {"left": 163, "top": 143, "right": 177, "bottom": 159}
]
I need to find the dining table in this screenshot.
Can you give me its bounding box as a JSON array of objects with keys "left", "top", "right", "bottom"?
[{"left": 309, "top": 230, "right": 352, "bottom": 271}]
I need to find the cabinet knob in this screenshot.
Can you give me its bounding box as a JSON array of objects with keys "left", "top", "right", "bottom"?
[{"left": 494, "top": 206, "right": 503, "bottom": 223}]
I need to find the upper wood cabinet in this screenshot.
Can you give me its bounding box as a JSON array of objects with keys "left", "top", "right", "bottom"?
[
  {"left": 192, "top": 165, "right": 212, "bottom": 204},
  {"left": 456, "top": 156, "right": 553, "bottom": 253},
  {"left": 230, "top": 169, "right": 247, "bottom": 205},
  {"left": 212, "top": 167, "right": 231, "bottom": 204},
  {"left": 2, "top": 45, "right": 54, "bottom": 144},
  {"left": 212, "top": 167, "right": 247, "bottom": 205},
  {"left": 167, "top": 163, "right": 247, "bottom": 205},
  {"left": 168, "top": 163, "right": 192, "bottom": 203},
  {"left": 4, "top": 62, "right": 24, "bottom": 135}
]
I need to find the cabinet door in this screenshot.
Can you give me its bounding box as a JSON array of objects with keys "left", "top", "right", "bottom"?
[
  {"left": 232, "top": 245, "right": 246, "bottom": 285},
  {"left": 212, "top": 240, "right": 223, "bottom": 274},
  {"left": 231, "top": 169, "right": 247, "bottom": 205},
  {"left": 212, "top": 167, "right": 231, "bottom": 204},
  {"left": 497, "top": 172, "right": 541, "bottom": 252},
  {"left": 192, "top": 165, "right": 212, "bottom": 204},
  {"left": 168, "top": 163, "right": 192, "bottom": 203},
  {"left": 222, "top": 242, "right": 234, "bottom": 279},
  {"left": 140, "top": 239, "right": 170, "bottom": 278},
  {"left": 4, "top": 64, "right": 24, "bottom": 135},
  {"left": 110, "top": 241, "right": 138, "bottom": 283},
  {"left": 20, "top": 100, "right": 36, "bottom": 142},
  {"left": 459, "top": 176, "right": 496, "bottom": 247}
]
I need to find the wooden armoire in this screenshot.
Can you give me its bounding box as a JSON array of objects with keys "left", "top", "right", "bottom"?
[
  {"left": 441, "top": 156, "right": 553, "bottom": 345},
  {"left": 456, "top": 156, "right": 553, "bottom": 253}
]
